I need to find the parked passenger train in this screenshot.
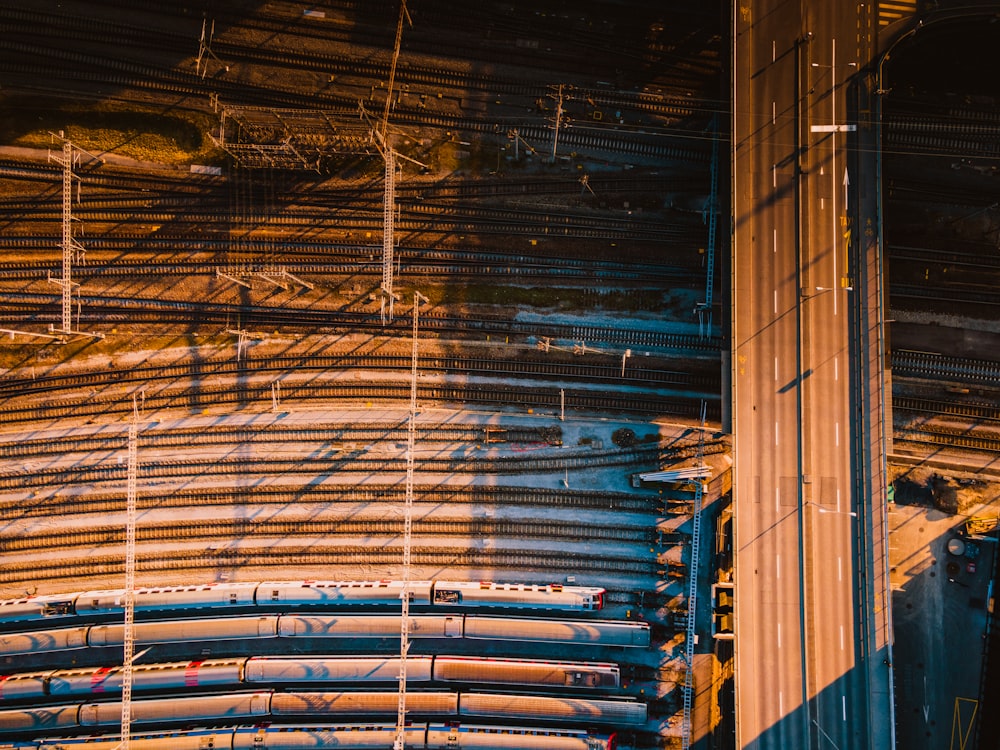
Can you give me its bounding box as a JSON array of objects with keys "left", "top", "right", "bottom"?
[
  {"left": 0, "top": 722, "right": 617, "bottom": 750},
  {"left": 0, "top": 654, "right": 620, "bottom": 702},
  {"left": 0, "top": 690, "right": 647, "bottom": 733},
  {"left": 0, "top": 614, "right": 650, "bottom": 659},
  {"left": 0, "top": 580, "right": 604, "bottom": 625}
]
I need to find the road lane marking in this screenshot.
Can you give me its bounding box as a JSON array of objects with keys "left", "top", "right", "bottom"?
[
  {"left": 776, "top": 554, "right": 781, "bottom": 579},
  {"left": 774, "top": 357, "right": 779, "bottom": 381},
  {"left": 772, "top": 99, "right": 776, "bottom": 123},
  {"left": 773, "top": 289, "right": 778, "bottom": 314},
  {"left": 835, "top": 421, "right": 840, "bottom": 446},
  {"left": 834, "top": 356, "right": 839, "bottom": 381},
  {"left": 775, "top": 486, "right": 780, "bottom": 512},
  {"left": 772, "top": 40, "right": 776, "bottom": 62},
  {"left": 842, "top": 695, "right": 847, "bottom": 720},
  {"left": 772, "top": 163, "right": 777, "bottom": 187},
  {"left": 840, "top": 624, "right": 845, "bottom": 650},
  {"left": 777, "top": 622, "right": 782, "bottom": 648},
  {"left": 773, "top": 227, "right": 777, "bottom": 254},
  {"left": 838, "top": 556, "right": 843, "bottom": 582},
  {"left": 779, "top": 691, "right": 784, "bottom": 716}
]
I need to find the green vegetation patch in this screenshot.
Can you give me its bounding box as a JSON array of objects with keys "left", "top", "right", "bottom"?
[{"left": 0, "top": 96, "right": 222, "bottom": 166}]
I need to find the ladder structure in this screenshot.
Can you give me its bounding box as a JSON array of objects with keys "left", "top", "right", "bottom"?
[
  {"left": 697, "top": 116, "right": 719, "bottom": 337},
  {"left": 381, "top": 144, "right": 399, "bottom": 324},
  {"left": 394, "top": 290, "right": 427, "bottom": 750},
  {"left": 119, "top": 395, "right": 140, "bottom": 750},
  {"left": 47, "top": 133, "right": 103, "bottom": 340},
  {"left": 681, "top": 401, "right": 708, "bottom": 750}
]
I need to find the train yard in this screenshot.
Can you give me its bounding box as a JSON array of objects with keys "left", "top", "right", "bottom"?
[
  {"left": 0, "top": 0, "right": 733, "bottom": 745},
  {"left": 1, "top": 1, "right": 1000, "bottom": 749}
]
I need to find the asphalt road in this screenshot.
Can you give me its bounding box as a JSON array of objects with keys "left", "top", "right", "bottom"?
[{"left": 732, "top": 2, "right": 881, "bottom": 748}]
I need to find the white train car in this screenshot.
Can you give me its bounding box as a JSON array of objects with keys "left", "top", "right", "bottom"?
[
  {"left": 27, "top": 724, "right": 615, "bottom": 750},
  {"left": 74, "top": 582, "right": 258, "bottom": 616},
  {"left": 0, "top": 703, "right": 80, "bottom": 733},
  {"left": 0, "top": 579, "right": 607, "bottom": 629},
  {"left": 231, "top": 723, "right": 424, "bottom": 749},
  {"left": 0, "top": 626, "right": 89, "bottom": 658},
  {"left": 270, "top": 690, "right": 458, "bottom": 717},
  {"left": 245, "top": 655, "right": 433, "bottom": 684},
  {"left": 433, "top": 656, "right": 619, "bottom": 689},
  {"left": 0, "top": 672, "right": 51, "bottom": 702},
  {"left": 88, "top": 616, "right": 279, "bottom": 647},
  {"left": 78, "top": 692, "right": 270, "bottom": 727},
  {"left": 278, "top": 614, "right": 462, "bottom": 639},
  {"left": 431, "top": 582, "right": 603, "bottom": 610},
  {"left": 464, "top": 616, "right": 650, "bottom": 647},
  {"left": 459, "top": 693, "right": 646, "bottom": 726},
  {"left": 0, "top": 594, "right": 77, "bottom": 625},
  {"left": 48, "top": 659, "right": 245, "bottom": 698},
  {"left": 425, "top": 723, "right": 616, "bottom": 750},
  {"left": 35, "top": 729, "right": 236, "bottom": 749},
  {"left": 256, "top": 580, "right": 435, "bottom": 606}
]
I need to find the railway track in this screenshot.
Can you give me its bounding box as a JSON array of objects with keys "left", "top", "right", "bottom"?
[
  {"left": 0, "top": 353, "right": 718, "bottom": 402},
  {"left": 0, "top": 234, "right": 703, "bottom": 280},
  {"left": 0, "top": 159, "right": 705, "bottom": 200},
  {"left": 889, "top": 283, "right": 1000, "bottom": 308},
  {"left": 0, "top": 422, "right": 564, "bottom": 461},
  {"left": 0, "top": 247, "right": 699, "bottom": 284},
  {"left": 0, "top": 544, "right": 660, "bottom": 586},
  {"left": 894, "top": 397, "right": 1000, "bottom": 422},
  {"left": 895, "top": 424, "right": 1000, "bottom": 454},
  {"left": 0, "top": 444, "right": 667, "bottom": 491},
  {"left": 2, "top": 204, "right": 693, "bottom": 242},
  {"left": 0, "top": 484, "right": 666, "bottom": 521},
  {"left": 0, "top": 517, "right": 656, "bottom": 556},
  {"left": 2, "top": 260, "right": 693, "bottom": 283},
  {"left": 892, "top": 350, "right": 1000, "bottom": 385},
  {"left": 0, "top": 51, "right": 708, "bottom": 164},
  {"left": 0, "top": 292, "right": 725, "bottom": 351},
  {"left": 889, "top": 243, "right": 1000, "bottom": 269},
  {"left": 1, "top": 381, "right": 716, "bottom": 425},
  {"left": 0, "top": 5, "right": 712, "bottom": 122}
]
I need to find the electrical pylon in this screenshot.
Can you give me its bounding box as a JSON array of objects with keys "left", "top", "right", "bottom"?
[
  {"left": 394, "top": 290, "right": 427, "bottom": 750},
  {"left": 46, "top": 132, "right": 104, "bottom": 340},
  {"left": 118, "top": 393, "right": 141, "bottom": 750}
]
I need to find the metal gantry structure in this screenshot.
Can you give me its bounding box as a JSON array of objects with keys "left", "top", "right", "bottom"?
[
  {"left": 371, "top": 0, "right": 411, "bottom": 324},
  {"left": 378, "top": 133, "right": 400, "bottom": 324},
  {"left": 118, "top": 394, "right": 141, "bottom": 750},
  {"left": 697, "top": 116, "right": 719, "bottom": 337},
  {"left": 681, "top": 400, "right": 708, "bottom": 750},
  {"left": 46, "top": 132, "right": 103, "bottom": 340},
  {"left": 394, "top": 290, "right": 427, "bottom": 750}
]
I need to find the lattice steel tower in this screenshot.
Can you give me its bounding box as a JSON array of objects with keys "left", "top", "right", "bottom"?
[{"left": 46, "top": 132, "right": 103, "bottom": 339}]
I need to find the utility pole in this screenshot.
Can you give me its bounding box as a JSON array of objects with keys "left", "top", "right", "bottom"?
[
  {"left": 364, "top": 1, "right": 418, "bottom": 325},
  {"left": 382, "top": 1, "right": 411, "bottom": 134},
  {"left": 394, "top": 290, "right": 427, "bottom": 750},
  {"left": 195, "top": 19, "right": 228, "bottom": 78},
  {"left": 548, "top": 84, "right": 568, "bottom": 163},
  {"left": 47, "top": 132, "right": 104, "bottom": 340}
]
